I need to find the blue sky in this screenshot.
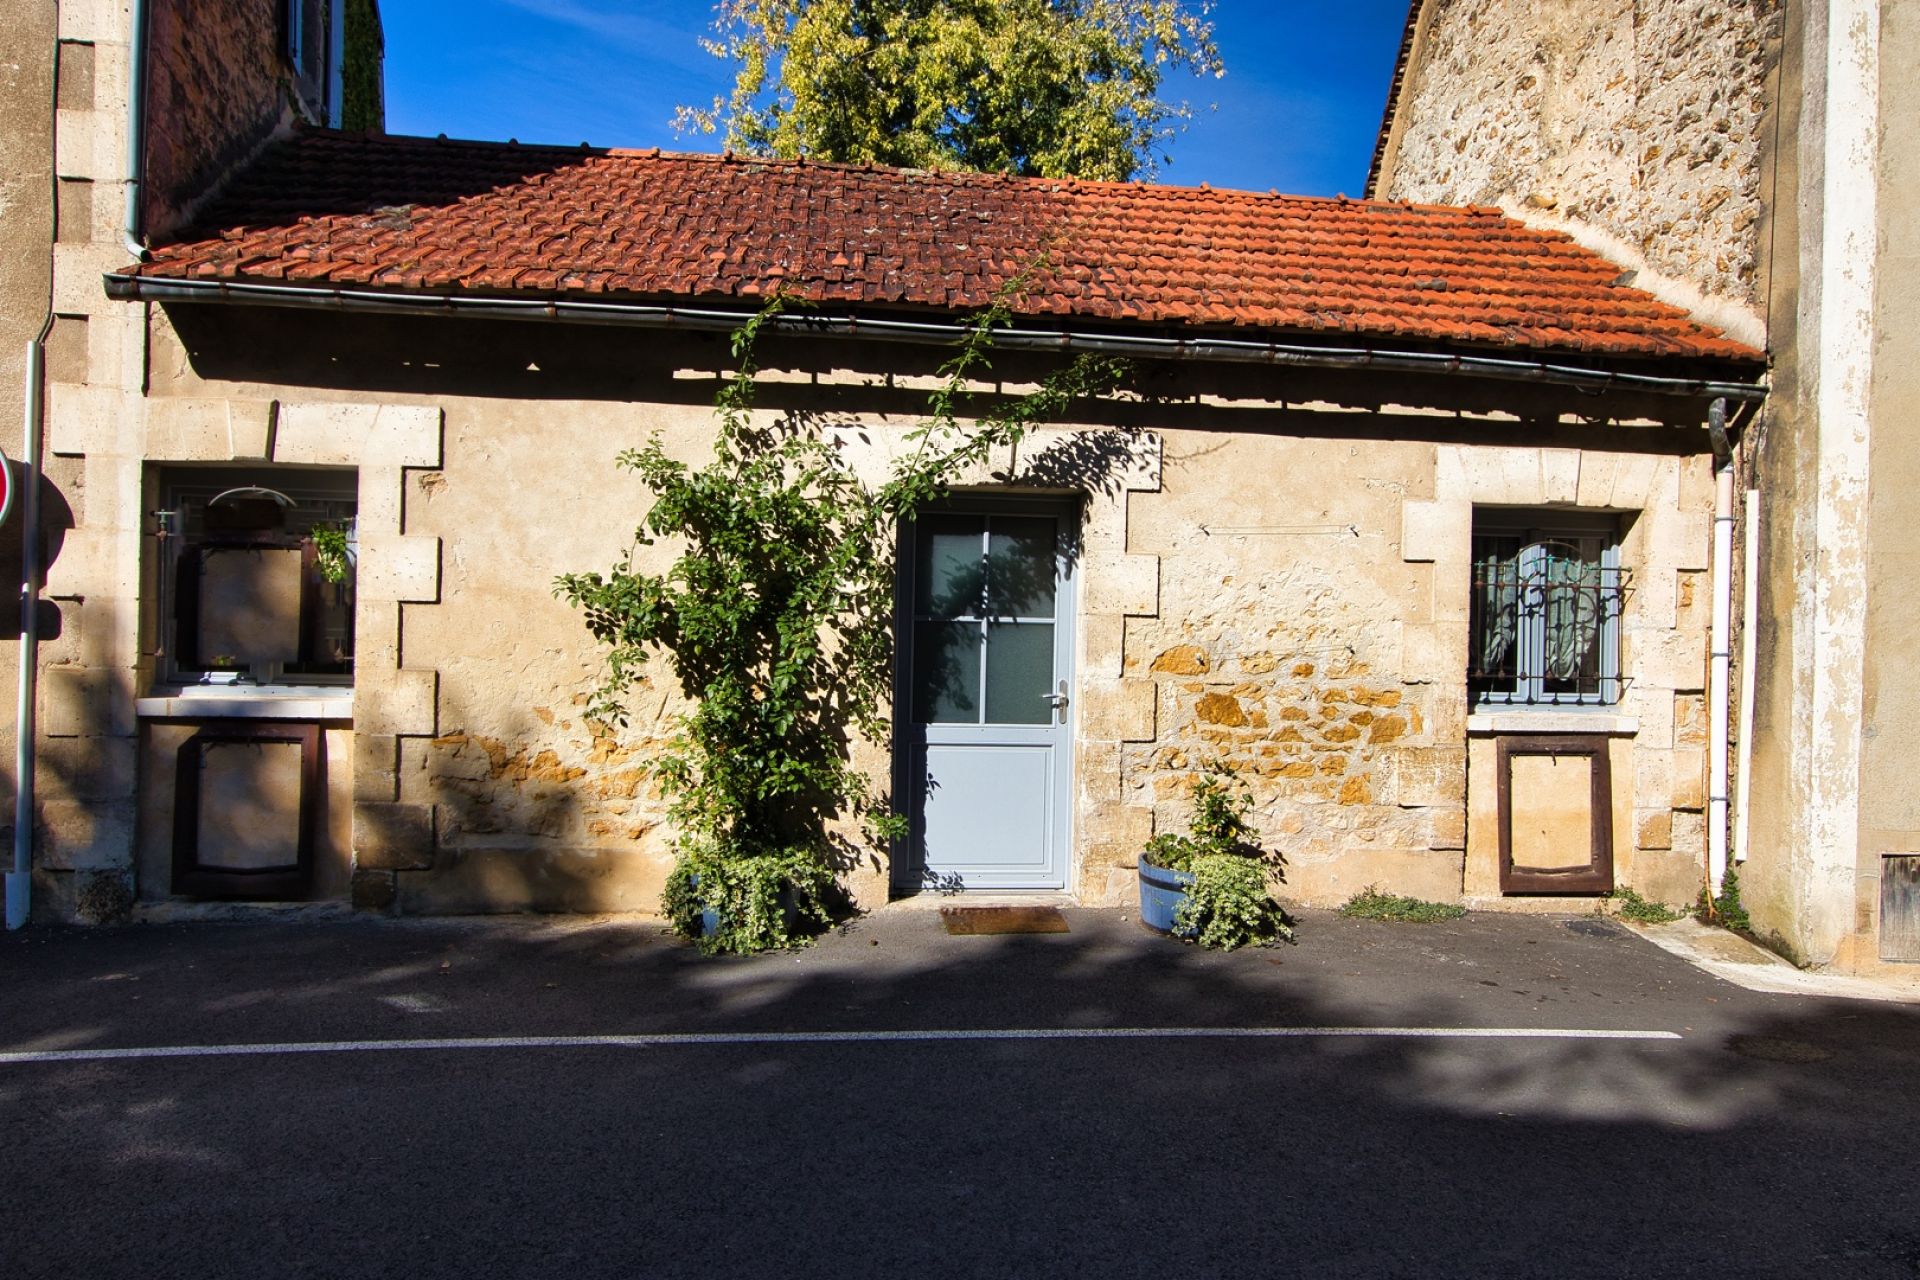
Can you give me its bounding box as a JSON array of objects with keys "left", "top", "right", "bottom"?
[{"left": 381, "top": 1, "right": 1410, "bottom": 197}]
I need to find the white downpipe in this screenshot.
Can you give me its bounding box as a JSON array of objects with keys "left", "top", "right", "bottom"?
[
  {"left": 120, "top": 0, "right": 149, "bottom": 259},
  {"left": 8, "top": 341, "right": 45, "bottom": 930},
  {"left": 1734, "top": 490, "right": 1761, "bottom": 864},
  {"left": 1709, "top": 461, "right": 1734, "bottom": 893}
]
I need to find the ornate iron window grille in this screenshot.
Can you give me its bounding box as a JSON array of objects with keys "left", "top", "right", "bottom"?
[{"left": 1470, "top": 537, "right": 1628, "bottom": 706}]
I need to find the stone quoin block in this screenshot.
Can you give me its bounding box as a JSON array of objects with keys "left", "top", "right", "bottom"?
[
  {"left": 1400, "top": 499, "right": 1467, "bottom": 564},
  {"left": 143, "top": 399, "right": 232, "bottom": 460},
  {"left": 1077, "top": 678, "right": 1157, "bottom": 743},
  {"left": 353, "top": 802, "right": 437, "bottom": 871},
  {"left": 276, "top": 403, "right": 443, "bottom": 468},
  {"left": 45, "top": 381, "right": 118, "bottom": 457},
  {"left": 1084, "top": 553, "right": 1159, "bottom": 617},
  {"left": 41, "top": 665, "right": 107, "bottom": 738},
  {"left": 1541, "top": 449, "right": 1581, "bottom": 505},
  {"left": 356, "top": 668, "right": 439, "bottom": 738},
  {"left": 353, "top": 733, "right": 400, "bottom": 803},
  {"left": 38, "top": 733, "right": 136, "bottom": 801},
  {"left": 357, "top": 534, "right": 441, "bottom": 604}
]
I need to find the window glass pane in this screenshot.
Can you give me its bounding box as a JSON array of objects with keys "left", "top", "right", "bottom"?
[
  {"left": 1470, "top": 534, "right": 1522, "bottom": 697},
  {"left": 912, "top": 622, "right": 980, "bottom": 723},
  {"left": 200, "top": 548, "right": 304, "bottom": 667},
  {"left": 986, "top": 518, "right": 1057, "bottom": 618},
  {"left": 1469, "top": 520, "right": 1621, "bottom": 706},
  {"left": 161, "top": 466, "right": 357, "bottom": 684},
  {"left": 983, "top": 622, "right": 1054, "bottom": 724},
  {"left": 1539, "top": 541, "right": 1605, "bottom": 695},
  {"left": 914, "top": 515, "right": 985, "bottom": 617}
]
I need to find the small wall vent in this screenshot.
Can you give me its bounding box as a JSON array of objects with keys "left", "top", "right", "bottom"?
[{"left": 1879, "top": 854, "right": 1920, "bottom": 962}]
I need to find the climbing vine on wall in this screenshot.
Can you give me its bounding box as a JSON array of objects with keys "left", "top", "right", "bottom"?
[
  {"left": 340, "top": 0, "right": 385, "bottom": 132},
  {"left": 556, "top": 292, "right": 1126, "bottom": 953}
]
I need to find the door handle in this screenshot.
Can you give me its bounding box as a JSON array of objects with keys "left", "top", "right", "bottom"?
[{"left": 1041, "top": 681, "right": 1069, "bottom": 711}]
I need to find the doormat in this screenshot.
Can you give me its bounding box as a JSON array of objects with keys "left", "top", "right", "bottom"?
[{"left": 939, "top": 906, "right": 1070, "bottom": 935}]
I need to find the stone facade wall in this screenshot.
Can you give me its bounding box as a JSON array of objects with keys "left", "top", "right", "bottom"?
[
  {"left": 36, "top": 293, "right": 1721, "bottom": 920},
  {"left": 1854, "top": 0, "right": 1920, "bottom": 966},
  {"left": 1380, "top": 0, "right": 1781, "bottom": 316}
]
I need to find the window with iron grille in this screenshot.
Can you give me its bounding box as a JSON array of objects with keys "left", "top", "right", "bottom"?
[{"left": 1469, "top": 515, "right": 1626, "bottom": 706}]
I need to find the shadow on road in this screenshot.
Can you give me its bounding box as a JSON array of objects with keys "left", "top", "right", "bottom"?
[{"left": 4, "top": 911, "right": 1919, "bottom": 1278}]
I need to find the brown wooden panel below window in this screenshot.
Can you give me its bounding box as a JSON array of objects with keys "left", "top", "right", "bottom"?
[
  {"left": 172, "top": 722, "right": 322, "bottom": 899},
  {"left": 1497, "top": 734, "right": 1613, "bottom": 895}
]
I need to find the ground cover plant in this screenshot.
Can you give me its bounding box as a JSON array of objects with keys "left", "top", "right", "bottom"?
[
  {"left": 1697, "top": 866, "right": 1753, "bottom": 933},
  {"left": 1610, "top": 885, "right": 1684, "bottom": 924},
  {"left": 558, "top": 293, "right": 1124, "bottom": 953},
  {"left": 1338, "top": 886, "right": 1467, "bottom": 924}
]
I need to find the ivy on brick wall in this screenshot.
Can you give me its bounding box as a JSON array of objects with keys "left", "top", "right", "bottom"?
[{"left": 340, "top": 0, "right": 384, "bottom": 133}]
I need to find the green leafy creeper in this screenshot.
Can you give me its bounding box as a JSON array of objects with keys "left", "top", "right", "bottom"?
[{"left": 557, "top": 289, "right": 1125, "bottom": 953}]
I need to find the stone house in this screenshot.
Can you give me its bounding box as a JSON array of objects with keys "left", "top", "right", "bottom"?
[
  {"left": 6, "top": 0, "right": 1767, "bottom": 924},
  {"left": 1370, "top": 0, "right": 1919, "bottom": 972}
]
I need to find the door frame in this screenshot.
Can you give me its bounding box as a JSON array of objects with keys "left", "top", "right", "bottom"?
[{"left": 890, "top": 493, "right": 1080, "bottom": 894}]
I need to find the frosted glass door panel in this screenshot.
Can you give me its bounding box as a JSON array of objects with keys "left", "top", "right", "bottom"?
[
  {"left": 984, "top": 622, "right": 1054, "bottom": 725},
  {"left": 914, "top": 515, "right": 987, "bottom": 616},
  {"left": 912, "top": 622, "right": 980, "bottom": 724},
  {"left": 987, "top": 518, "right": 1057, "bottom": 617}
]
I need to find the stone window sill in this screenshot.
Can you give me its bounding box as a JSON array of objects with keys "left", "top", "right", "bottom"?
[
  {"left": 1466, "top": 710, "right": 1639, "bottom": 736},
  {"left": 135, "top": 687, "right": 354, "bottom": 722}
]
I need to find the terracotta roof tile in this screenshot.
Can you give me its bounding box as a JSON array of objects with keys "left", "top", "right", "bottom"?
[{"left": 124, "top": 129, "right": 1763, "bottom": 364}]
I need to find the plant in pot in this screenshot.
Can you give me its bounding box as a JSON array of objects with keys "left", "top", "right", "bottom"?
[{"left": 1138, "top": 762, "right": 1293, "bottom": 949}]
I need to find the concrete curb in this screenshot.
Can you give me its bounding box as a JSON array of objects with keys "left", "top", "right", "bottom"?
[{"left": 1627, "top": 917, "right": 1920, "bottom": 1004}]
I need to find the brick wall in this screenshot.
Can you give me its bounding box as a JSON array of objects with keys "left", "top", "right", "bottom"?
[{"left": 143, "top": 0, "right": 294, "bottom": 238}]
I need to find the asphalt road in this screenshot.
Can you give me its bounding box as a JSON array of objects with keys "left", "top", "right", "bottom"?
[{"left": 4, "top": 908, "right": 1918, "bottom": 1279}]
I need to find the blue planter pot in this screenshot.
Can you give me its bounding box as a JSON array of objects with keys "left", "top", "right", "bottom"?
[
  {"left": 1137, "top": 855, "right": 1196, "bottom": 935},
  {"left": 692, "top": 873, "right": 799, "bottom": 940}
]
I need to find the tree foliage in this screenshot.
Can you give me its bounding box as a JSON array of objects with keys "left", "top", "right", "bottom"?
[
  {"left": 676, "top": 0, "right": 1222, "bottom": 182},
  {"left": 555, "top": 292, "right": 1125, "bottom": 952}
]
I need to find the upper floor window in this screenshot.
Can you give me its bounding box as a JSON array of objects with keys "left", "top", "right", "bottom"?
[
  {"left": 155, "top": 467, "right": 357, "bottom": 688},
  {"left": 1469, "top": 513, "right": 1626, "bottom": 707},
  {"left": 284, "top": 0, "right": 338, "bottom": 125}
]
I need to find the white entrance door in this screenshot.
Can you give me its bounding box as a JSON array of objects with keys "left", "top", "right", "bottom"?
[{"left": 895, "top": 501, "right": 1076, "bottom": 892}]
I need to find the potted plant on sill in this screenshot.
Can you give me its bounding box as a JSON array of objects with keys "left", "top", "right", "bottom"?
[{"left": 1138, "top": 761, "right": 1294, "bottom": 950}]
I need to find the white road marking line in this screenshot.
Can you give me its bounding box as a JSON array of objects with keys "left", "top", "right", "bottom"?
[{"left": 0, "top": 1025, "right": 1681, "bottom": 1066}]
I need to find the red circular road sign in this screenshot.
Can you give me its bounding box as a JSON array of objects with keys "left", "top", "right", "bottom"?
[{"left": 0, "top": 443, "right": 11, "bottom": 527}]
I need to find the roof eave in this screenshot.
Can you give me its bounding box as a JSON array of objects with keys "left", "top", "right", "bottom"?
[{"left": 101, "top": 271, "right": 1769, "bottom": 403}]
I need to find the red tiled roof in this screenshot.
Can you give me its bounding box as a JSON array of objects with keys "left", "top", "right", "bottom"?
[{"left": 124, "top": 129, "right": 1762, "bottom": 363}]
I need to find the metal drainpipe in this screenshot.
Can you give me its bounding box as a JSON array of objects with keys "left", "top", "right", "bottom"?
[
  {"left": 8, "top": 339, "right": 47, "bottom": 930},
  {"left": 1707, "top": 398, "right": 1734, "bottom": 894},
  {"left": 10, "top": 0, "right": 63, "bottom": 930},
  {"left": 1734, "top": 488, "right": 1761, "bottom": 865},
  {"left": 121, "top": 0, "right": 150, "bottom": 260}
]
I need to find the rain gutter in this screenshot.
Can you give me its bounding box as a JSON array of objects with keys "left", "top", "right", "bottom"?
[{"left": 101, "top": 275, "right": 1770, "bottom": 403}]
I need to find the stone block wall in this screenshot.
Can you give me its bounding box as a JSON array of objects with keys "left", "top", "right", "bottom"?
[
  {"left": 40, "top": 251, "right": 1724, "bottom": 923},
  {"left": 1379, "top": 0, "right": 1781, "bottom": 331},
  {"left": 1104, "top": 431, "right": 1712, "bottom": 911}
]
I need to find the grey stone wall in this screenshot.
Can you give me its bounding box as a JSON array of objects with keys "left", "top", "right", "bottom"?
[{"left": 1381, "top": 0, "right": 1781, "bottom": 309}]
